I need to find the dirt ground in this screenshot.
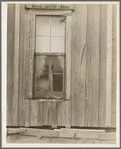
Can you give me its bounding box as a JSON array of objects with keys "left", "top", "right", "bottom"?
[{"left": 7, "top": 134, "right": 116, "bottom": 144}]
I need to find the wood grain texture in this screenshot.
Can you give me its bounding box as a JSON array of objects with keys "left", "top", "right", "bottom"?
[
  {"left": 7, "top": 4, "right": 15, "bottom": 126},
  {"left": 106, "top": 4, "right": 112, "bottom": 126},
  {"left": 66, "top": 100, "right": 71, "bottom": 128},
  {"left": 65, "top": 15, "right": 72, "bottom": 99},
  {"left": 24, "top": 99, "right": 30, "bottom": 127},
  {"left": 24, "top": 14, "right": 30, "bottom": 98},
  {"left": 18, "top": 4, "right": 26, "bottom": 126},
  {"left": 74, "top": 5, "right": 81, "bottom": 126},
  {"left": 27, "top": 9, "right": 72, "bottom": 16},
  {"left": 85, "top": 4, "right": 94, "bottom": 127},
  {"left": 65, "top": 15, "right": 72, "bottom": 128},
  {"left": 48, "top": 101, "right": 53, "bottom": 126},
  {"left": 61, "top": 101, "right": 66, "bottom": 126},
  {"left": 52, "top": 101, "right": 58, "bottom": 128},
  {"left": 38, "top": 101, "right": 43, "bottom": 126},
  {"left": 85, "top": 4, "right": 100, "bottom": 127},
  {"left": 111, "top": 4, "right": 117, "bottom": 127},
  {"left": 92, "top": 5, "right": 100, "bottom": 127},
  {"left": 43, "top": 101, "right": 49, "bottom": 125},
  {"left": 28, "top": 14, "right": 35, "bottom": 98},
  {"left": 71, "top": 5, "right": 77, "bottom": 126},
  {"left": 58, "top": 101, "right": 62, "bottom": 126},
  {"left": 99, "top": 5, "right": 107, "bottom": 127},
  {"left": 75, "top": 4, "right": 87, "bottom": 126},
  {"left": 30, "top": 100, "right": 38, "bottom": 126},
  {"left": 13, "top": 4, "right": 20, "bottom": 126}
]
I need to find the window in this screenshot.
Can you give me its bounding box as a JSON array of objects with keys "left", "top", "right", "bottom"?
[
  {"left": 34, "top": 16, "right": 65, "bottom": 99},
  {"left": 24, "top": 8, "right": 72, "bottom": 100}
]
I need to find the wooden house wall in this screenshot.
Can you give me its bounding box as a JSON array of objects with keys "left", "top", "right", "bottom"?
[{"left": 7, "top": 4, "right": 117, "bottom": 127}]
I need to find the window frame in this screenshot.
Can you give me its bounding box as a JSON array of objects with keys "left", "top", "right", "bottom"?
[
  {"left": 34, "top": 16, "right": 66, "bottom": 99},
  {"left": 24, "top": 8, "right": 72, "bottom": 100}
]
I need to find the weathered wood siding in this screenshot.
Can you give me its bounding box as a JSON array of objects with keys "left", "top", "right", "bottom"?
[
  {"left": 7, "top": 4, "right": 117, "bottom": 128},
  {"left": 7, "top": 4, "right": 15, "bottom": 126}
]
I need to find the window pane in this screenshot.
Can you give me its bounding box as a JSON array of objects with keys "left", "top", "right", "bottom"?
[
  {"left": 51, "top": 17, "right": 65, "bottom": 37},
  {"left": 36, "top": 74, "right": 50, "bottom": 91},
  {"left": 35, "top": 55, "right": 50, "bottom": 91},
  {"left": 36, "top": 37, "right": 50, "bottom": 53},
  {"left": 51, "top": 56, "right": 64, "bottom": 73},
  {"left": 51, "top": 37, "right": 64, "bottom": 53},
  {"left": 35, "top": 55, "right": 49, "bottom": 74},
  {"left": 36, "top": 16, "right": 50, "bottom": 36},
  {"left": 53, "top": 74, "right": 63, "bottom": 92}
]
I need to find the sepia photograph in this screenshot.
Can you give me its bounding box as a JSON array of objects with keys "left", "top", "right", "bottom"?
[{"left": 2, "top": 1, "right": 120, "bottom": 147}]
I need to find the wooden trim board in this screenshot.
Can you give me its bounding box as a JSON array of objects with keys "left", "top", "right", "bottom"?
[{"left": 106, "top": 4, "right": 112, "bottom": 127}]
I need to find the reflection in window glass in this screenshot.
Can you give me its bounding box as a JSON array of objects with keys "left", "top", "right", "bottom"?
[
  {"left": 35, "top": 56, "right": 50, "bottom": 91},
  {"left": 53, "top": 74, "right": 63, "bottom": 91},
  {"left": 51, "top": 56, "right": 64, "bottom": 73},
  {"left": 36, "top": 74, "right": 50, "bottom": 91},
  {"left": 35, "top": 56, "right": 49, "bottom": 74}
]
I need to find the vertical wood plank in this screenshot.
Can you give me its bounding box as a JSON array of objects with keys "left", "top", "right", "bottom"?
[
  {"left": 111, "top": 4, "right": 117, "bottom": 127},
  {"left": 24, "top": 99, "right": 30, "bottom": 127},
  {"left": 66, "top": 101, "right": 71, "bottom": 128},
  {"left": 52, "top": 101, "right": 58, "bottom": 128},
  {"left": 30, "top": 100, "right": 38, "bottom": 126},
  {"left": 7, "top": 4, "right": 15, "bottom": 126},
  {"left": 85, "top": 4, "right": 94, "bottom": 127},
  {"left": 43, "top": 101, "right": 49, "bottom": 125},
  {"left": 65, "top": 15, "right": 72, "bottom": 128},
  {"left": 74, "top": 6, "right": 80, "bottom": 126},
  {"left": 28, "top": 14, "right": 35, "bottom": 98},
  {"left": 92, "top": 5, "right": 100, "bottom": 127},
  {"left": 38, "top": 101, "right": 43, "bottom": 126},
  {"left": 58, "top": 101, "right": 62, "bottom": 126},
  {"left": 61, "top": 101, "right": 66, "bottom": 126},
  {"left": 24, "top": 14, "right": 30, "bottom": 98},
  {"left": 19, "top": 4, "right": 26, "bottom": 126},
  {"left": 65, "top": 16, "right": 72, "bottom": 99},
  {"left": 48, "top": 101, "right": 52, "bottom": 126},
  {"left": 75, "top": 4, "right": 87, "bottom": 127},
  {"left": 13, "top": 4, "right": 20, "bottom": 126},
  {"left": 71, "top": 6, "right": 77, "bottom": 126},
  {"left": 99, "top": 5, "right": 107, "bottom": 127},
  {"left": 80, "top": 5, "right": 87, "bottom": 127},
  {"left": 106, "top": 4, "right": 112, "bottom": 126}
]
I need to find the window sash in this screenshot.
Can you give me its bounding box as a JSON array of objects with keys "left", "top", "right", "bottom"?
[
  {"left": 24, "top": 11, "right": 72, "bottom": 100},
  {"left": 34, "top": 54, "right": 65, "bottom": 99}
]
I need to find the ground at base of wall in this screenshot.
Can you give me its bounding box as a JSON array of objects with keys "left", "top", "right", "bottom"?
[{"left": 7, "top": 134, "right": 116, "bottom": 144}]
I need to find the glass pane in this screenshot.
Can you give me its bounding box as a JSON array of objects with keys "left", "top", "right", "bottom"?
[
  {"left": 35, "top": 55, "right": 49, "bottom": 74},
  {"left": 36, "top": 16, "right": 50, "bottom": 36},
  {"left": 51, "top": 56, "right": 64, "bottom": 73},
  {"left": 35, "top": 55, "right": 50, "bottom": 91},
  {"left": 51, "top": 37, "right": 64, "bottom": 53},
  {"left": 51, "top": 17, "right": 65, "bottom": 37},
  {"left": 53, "top": 74, "right": 63, "bottom": 92},
  {"left": 36, "top": 37, "right": 50, "bottom": 53},
  {"left": 36, "top": 74, "right": 50, "bottom": 91}
]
